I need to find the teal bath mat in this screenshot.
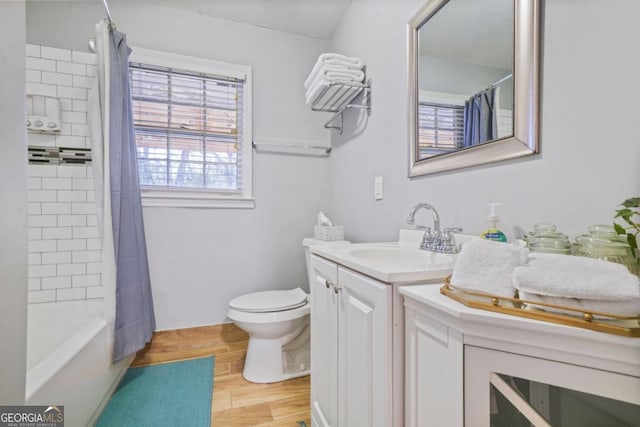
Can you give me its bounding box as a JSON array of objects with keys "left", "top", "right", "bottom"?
[{"left": 96, "top": 356, "right": 214, "bottom": 427}]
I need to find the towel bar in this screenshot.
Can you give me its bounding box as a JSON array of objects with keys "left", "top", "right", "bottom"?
[{"left": 252, "top": 141, "right": 332, "bottom": 155}]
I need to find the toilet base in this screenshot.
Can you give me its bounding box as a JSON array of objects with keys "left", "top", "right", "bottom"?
[
  {"left": 242, "top": 323, "right": 310, "bottom": 384},
  {"left": 243, "top": 365, "right": 310, "bottom": 384}
]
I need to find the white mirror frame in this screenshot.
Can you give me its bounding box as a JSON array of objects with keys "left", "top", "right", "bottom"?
[{"left": 408, "top": 0, "right": 540, "bottom": 176}]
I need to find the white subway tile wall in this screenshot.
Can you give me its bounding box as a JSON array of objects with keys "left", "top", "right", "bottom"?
[{"left": 26, "top": 44, "right": 102, "bottom": 305}]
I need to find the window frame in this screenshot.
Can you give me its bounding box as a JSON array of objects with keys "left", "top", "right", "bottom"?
[{"left": 129, "top": 47, "right": 254, "bottom": 208}]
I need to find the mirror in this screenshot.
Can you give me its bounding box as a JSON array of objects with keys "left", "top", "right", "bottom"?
[{"left": 408, "top": 0, "right": 540, "bottom": 176}]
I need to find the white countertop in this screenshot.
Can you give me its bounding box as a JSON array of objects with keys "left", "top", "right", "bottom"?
[
  {"left": 310, "top": 230, "right": 455, "bottom": 284},
  {"left": 400, "top": 285, "right": 640, "bottom": 376}
]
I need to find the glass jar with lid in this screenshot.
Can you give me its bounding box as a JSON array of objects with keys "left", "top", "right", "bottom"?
[
  {"left": 524, "top": 223, "right": 572, "bottom": 255},
  {"left": 574, "top": 224, "right": 639, "bottom": 275}
]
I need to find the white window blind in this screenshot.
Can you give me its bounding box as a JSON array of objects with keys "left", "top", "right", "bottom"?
[
  {"left": 129, "top": 63, "right": 245, "bottom": 192},
  {"left": 418, "top": 102, "right": 464, "bottom": 156}
]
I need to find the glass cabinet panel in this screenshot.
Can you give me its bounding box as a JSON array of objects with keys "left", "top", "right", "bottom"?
[
  {"left": 490, "top": 373, "right": 640, "bottom": 427},
  {"left": 464, "top": 345, "right": 640, "bottom": 427}
]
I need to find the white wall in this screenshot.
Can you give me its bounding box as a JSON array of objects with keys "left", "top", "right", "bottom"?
[
  {"left": 327, "top": 0, "right": 640, "bottom": 243},
  {"left": 0, "top": 0, "right": 28, "bottom": 405},
  {"left": 419, "top": 55, "right": 508, "bottom": 95},
  {"left": 25, "top": 0, "right": 640, "bottom": 331},
  {"left": 27, "top": 2, "right": 332, "bottom": 329}
]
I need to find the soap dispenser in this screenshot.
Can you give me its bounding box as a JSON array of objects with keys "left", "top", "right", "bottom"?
[{"left": 480, "top": 202, "right": 508, "bottom": 242}]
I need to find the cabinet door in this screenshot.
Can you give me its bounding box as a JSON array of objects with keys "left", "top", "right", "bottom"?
[
  {"left": 309, "top": 255, "right": 339, "bottom": 427},
  {"left": 404, "top": 307, "right": 463, "bottom": 427},
  {"left": 465, "top": 345, "right": 640, "bottom": 427},
  {"left": 337, "top": 267, "right": 392, "bottom": 427}
]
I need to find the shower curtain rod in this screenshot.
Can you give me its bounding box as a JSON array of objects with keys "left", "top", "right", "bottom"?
[
  {"left": 100, "top": 0, "right": 116, "bottom": 29},
  {"left": 88, "top": 0, "right": 115, "bottom": 52},
  {"left": 491, "top": 73, "right": 513, "bottom": 87}
]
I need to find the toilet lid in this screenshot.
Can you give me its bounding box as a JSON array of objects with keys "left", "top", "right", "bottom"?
[{"left": 229, "top": 287, "right": 308, "bottom": 313}]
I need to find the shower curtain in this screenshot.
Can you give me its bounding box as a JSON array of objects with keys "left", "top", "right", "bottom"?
[
  {"left": 91, "top": 20, "right": 155, "bottom": 363},
  {"left": 463, "top": 86, "right": 497, "bottom": 148}
]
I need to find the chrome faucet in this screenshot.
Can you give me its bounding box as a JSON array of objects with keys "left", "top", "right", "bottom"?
[
  {"left": 407, "top": 203, "right": 462, "bottom": 253},
  {"left": 407, "top": 203, "right": 441, "bottom": 233}
]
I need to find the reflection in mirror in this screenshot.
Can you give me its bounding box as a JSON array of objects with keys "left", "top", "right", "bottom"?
[
  {"left": 408, "top": 0, "right": 540, "bottom": 176},
  {"left": 417, "top": 0, "right": 513, "bottom": 159}
]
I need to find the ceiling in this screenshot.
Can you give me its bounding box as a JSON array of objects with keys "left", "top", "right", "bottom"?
[{"left": 112, "top": 0, "right": 353, "bottom": 39}]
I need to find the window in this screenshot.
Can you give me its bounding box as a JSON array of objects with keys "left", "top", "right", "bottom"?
[
  {"left": 129, "top": 48, "right": 253, "bottom": 208},
  {"left": 418, "top": 102, "right": 464, "bottom": 157}
]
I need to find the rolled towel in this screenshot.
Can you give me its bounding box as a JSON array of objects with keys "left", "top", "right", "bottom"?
[
  {"left": 450, "top": 239, "right": 529, "bottom": 298},
  {"left": 305, "top": 79, "right": 362, "bottom": 106},
  {"left": 513, "top": 253, "right": 640, "bottom": 301},
  {"left": 318, "top": 53, "right": 362, "bottom": 64},
  {"left": 304, "top": 55, "right": 364, "bottom": 89},
  {"left": 305, "top": 69, "right": 365, "bottom": 102},
  {"left": 305, "top": 66, "right": 365, "bottom": 95},
  {"left": 518, "top": 291, "right": 640, "bottom": 318}
]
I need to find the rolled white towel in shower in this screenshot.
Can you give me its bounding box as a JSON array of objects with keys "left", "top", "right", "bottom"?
[
  {"left": 513, "top": 253, "right": 640, "bottom": 301},
  {"left": 449, "top": 239, "right": 529, "bottom": 298},
  {"left": 518, "top": 291, "right": 640, "bottom": 318}
]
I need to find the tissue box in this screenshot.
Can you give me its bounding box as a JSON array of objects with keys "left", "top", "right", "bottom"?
[{"left": 314, "top": 225, "right": 344, "bottom": 241}]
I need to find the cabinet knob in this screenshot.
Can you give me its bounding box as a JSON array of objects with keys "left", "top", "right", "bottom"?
[
  {"left": 333, "top": 286, "right": 342, "bottom": 294},
  {"left": 325, "top": 280, "right": 333, "bottom": 289}
]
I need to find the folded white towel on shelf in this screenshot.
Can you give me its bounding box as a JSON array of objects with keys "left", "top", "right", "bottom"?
[
  {"left": 306, "top": 66, "right": 365, "bottom": 92},
  {"left": 513, "top": 253, "right": 640, "bottom": 301},
  {"left": 450, "top": 239, "right": 529, "bottom": 298},
  {"left": 305, "top": 70, "right": 365, "bottom": 103},
  {"left": 305, "top": 79, "right": 362, "bottom": 106},
  {"left": 304, "top": 55, "right": 364, "bottom": 89},
  {"left": 518, "top": 291, "right": 640, "bottom": 318},
  {"left": 318, "top": 52, "right": 362, "bottom": 64}
]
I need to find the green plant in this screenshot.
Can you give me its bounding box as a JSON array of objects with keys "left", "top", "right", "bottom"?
[{"left": 613, "top": 197, "right": 640, "bottom": 254}]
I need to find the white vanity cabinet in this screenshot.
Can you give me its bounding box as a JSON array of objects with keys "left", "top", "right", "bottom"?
[
  {"left": 404, "top": 303, "right": 463, "bottom": 427},
  {"left": 309, "top": 254, "right": 392, "bottom": 427},
  {"left": 402, "top": 285, "right": 640, "bottom": 427}
]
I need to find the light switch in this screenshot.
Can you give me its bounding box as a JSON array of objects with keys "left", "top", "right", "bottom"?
[{"left": 374, "top": 176, "right": 383, "bottom": 200}]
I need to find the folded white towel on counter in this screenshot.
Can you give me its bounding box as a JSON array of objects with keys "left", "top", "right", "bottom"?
[
  {"left": 304, "top": 55, "right": 364, "bottom": 89},
  {"left": 513, "top": 253, "right": 640, "bottom": 301},
  {"left": 450, "top": 239, "right": 529, "bottom": 298},
  {"left": 519, "top": 291, "right": 640, "bottom": 318}
]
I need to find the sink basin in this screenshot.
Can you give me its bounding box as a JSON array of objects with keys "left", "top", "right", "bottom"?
[
  {"left": 311, "top": 241, "right": 456, "bottom": 283},
  {"left": 347, "top": 246, "right": 453, "bottom": 267},
  {"left": 309, "top": 229, "right": 468, "bottom": 283}
]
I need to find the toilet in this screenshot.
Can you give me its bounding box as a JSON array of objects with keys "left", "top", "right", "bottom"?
[{"left": 227, "top": 237, "right": 348, "bottom": 383}]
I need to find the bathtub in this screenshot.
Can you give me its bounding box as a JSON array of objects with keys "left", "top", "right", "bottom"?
[{"left": 26, "top": 299, "right": 132, "bottom": 427}]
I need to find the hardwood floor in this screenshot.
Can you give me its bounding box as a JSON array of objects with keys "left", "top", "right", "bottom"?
[{"left": 132, "top": 324, "right": 311, "bottom": 427}]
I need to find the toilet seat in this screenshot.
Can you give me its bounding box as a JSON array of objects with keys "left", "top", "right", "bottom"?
[
  {"left": 227, "top": 303, "right": 310, "bottom": 324},
  {"left": 229, "top": 288, "right": 307, "bottom": 313}
]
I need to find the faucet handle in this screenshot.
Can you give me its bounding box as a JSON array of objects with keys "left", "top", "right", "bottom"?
[
  {"left": 444, "top": 227, "right": 463, "bottom": 235},
  {"left": 442, "top": 227, "right": 463, "bottom": 253}
]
